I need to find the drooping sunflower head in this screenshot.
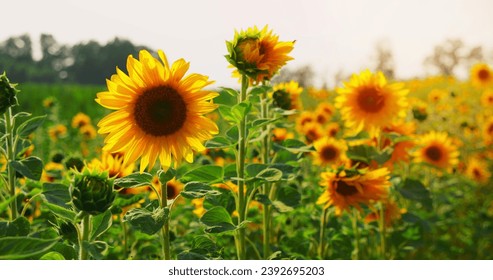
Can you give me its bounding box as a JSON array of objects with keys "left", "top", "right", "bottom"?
[
  {"left": 317, "top": 168, "right": 390, "bottom": 215},
  {"left": 312, "top": 137, "right": 348, "bottom": 167},
  {"left": 225, "top": 25, "right": 295, "bottom": 83},
  {"left": 96, "top": 50, "right": 219, "bottom": 172},
  {"left": 72, "top": 112, "right": 91, "bottom": 128},
  {"left": 470, "top": 63, "right": 493, "bottom": 88},
  {"left": 271, "top": 80, "right": 303, "bottom": 111},
  {"left": 464, "top": 157, "right": 491, "bottom": 184},
  {"left": 413, "top": 131, "right": 459, "bottom": 170},
  {"left": 335, "top": 70, "right": 408, "bottom": 137}
]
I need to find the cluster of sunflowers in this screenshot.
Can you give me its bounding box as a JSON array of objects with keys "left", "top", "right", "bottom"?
[{"left": 1, "top": 25, "right": 492, "bottom": 260}]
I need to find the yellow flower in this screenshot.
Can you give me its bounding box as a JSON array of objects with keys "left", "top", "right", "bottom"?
[
  {"left": 364, "top": 199, "right": 403, "bottom": 227},
  {"left": 96, "top": 50, "right": 219, "bottom": 172},
  {"left": 483, "top": 116, "right": 493, "bottom": 145},
  {"left": 326, "top": 122, "right": 340, "bottom": 138},
  {"left": 427, "top": 89, "right": 447, "bottom": 103},
  {"left": 481, "top": 89, "right": 493, "bottom": 107},
  {"left": 88, "top": 152, "right": 134, "bottom": 179},
  {"left": 72, "top": 112, "right": 91, "bottom": 128},
  {"left": 272, "top": 127, "right": 294, "bottom": 143},
  {"left": 295, "top": 111, "right": 315, "bottom": 134},
  {"left": 336, "top": 70, "right": 408, "bottom": 137},
  {"left": 307, "top": 87, "right": 330, "bottom": 100},
  {"left": 41, "top": 161, "right": 64, "bottom": 182},
  {"left": 80, "top": 124, "right": 97, "bottom": 140},
  {"left": 271, "top": 81, "right": 303, "bottom": 111},
  {"left": 317, "top": 168, "right": 390, "bottom": 215},
  {"left": 465, "top": 157, "right": 491, "bottom": 184},
  {"left": 470, "top": 63, "right": 493, "bottom": 88},
  {"left": 226, "top": 25, "right": 295, "bottom": 83},
  {"left": 48, "top": 124, "right": 67, "bottom": 141},
  {"left": 413, "top": 131, "right": 459, "bottom": 170},
  {"left": 148, "top": 176, "right": 184, "bottom": 201},
  {"left": 43, "top": 97, "right": 56, "bottom": 109},
  {"left": 302, "top": 122, "right": 324, "bottom": 143},
  {"left": 192, "top": 198, "right": 206, "bottom": 217},
  {"left": 312, "top": 137, "right": 348, "bottom": 167}
]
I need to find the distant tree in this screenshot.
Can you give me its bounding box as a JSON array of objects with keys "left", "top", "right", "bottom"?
[
  {"left": 372, "top": 41, "right": 394, "bottom": 79},
  {"left": 424, "top": 39, "right": 483, "bottom": 76},
  {"left": 272, "top": 65, "right": 314, "bottom": 87},
  {"left": 0, "top": 34, "right": 34, "bottom": 82}
]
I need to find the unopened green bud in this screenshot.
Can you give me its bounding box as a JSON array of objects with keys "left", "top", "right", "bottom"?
[
  {"left": 0, "top": 72, "right": 19, "bottom": 114},
  {"left": 70, "top": 168, "right": 115, "bottom": 215}
]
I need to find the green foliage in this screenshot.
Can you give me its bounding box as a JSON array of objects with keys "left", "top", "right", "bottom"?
[
  {"left": 123, "top": 207, "right": 168, "bottom": 235},
  {"left": 181, "top": 165, "right": 224, "bottom": 184},
  {"left": 200, "top": 206, "right": 236, "bottom": 234},
  {"left": 16, "top": 115, "right": 46, "bottom": 138},
  {"left": 0, "top": 237, "right": 59, "bottom": 260},
  {"left": 9, "top": 156, "right": 43, "bottom": 180},
  {"left": 114, "top": 172, "right": 153, "bottom": 188}
]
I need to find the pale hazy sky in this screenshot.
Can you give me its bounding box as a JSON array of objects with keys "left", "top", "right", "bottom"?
[{"left": 3, "top": 0, "right": 493, "bottom": 87}]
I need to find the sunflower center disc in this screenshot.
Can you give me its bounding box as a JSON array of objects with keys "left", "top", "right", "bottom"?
[
  {"left": 134, "top": 86, "right": 187, "bottom": 136},
  {"left": 166, "top": 182, "right": 177, "bottom": 199},
  {"left": 357, "top": 87, "right": 385, "bottom": 113},
  {"left": 321, "top": 146, "right": 338, "bottom": 161},
  {"left": 425, "top": 146, "right": 442, "bottom": 161},
  {"left": 335, "top": 181, "right": 359, "bottom": 196},
  {"left": 478, "top": 69, "right": 490, "bottom": 80}
]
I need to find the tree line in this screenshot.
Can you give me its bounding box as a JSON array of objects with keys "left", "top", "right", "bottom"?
[{"left": 0, "top": 34, "right": 152, "bottom": 85}]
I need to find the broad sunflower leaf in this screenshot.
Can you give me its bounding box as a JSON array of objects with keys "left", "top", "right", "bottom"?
[
  {"left": 42, "top": 183, "right": 71, "bottom": 208},
  {"left": 40, "top": 252, "right": 65, "bottom": 260},
  {"left": 200, "top": 206, "right": 235, "bottom": 234},
  {"left": 397, "top": 178, "right": 432, "bottom": 210},
  {"left": 0, "top": 217, "right": 30, "bottom": 237},
  {"left": 274, "top": 139, "right": 313, "bottom": 153},
  {"left": 16, "top": 115, "right": 46, "bottom": 139},
  {"left": 205, "top": 136, "right": 234, "bottom": 149},
  {"left": 44, "top": 202, "right": 76, "bottom": 222},
  {"left": 123, "top": 207, "right": 168, "bottom": 235},
  {"left": 0, "top": 237, "right": 59, "bottom": 260},
  {"left": 9, "top": 156, "right": 43, "bottom": 180},
  {"left": 114, "top": 172, "right": 153, "bottom": 188},
  {"left": 181, "top": 182, "right": 214, "bottom": 199},
  {"left": 181, "top": 165, "right": 224, "bottom": 184},
  {"left": 157, "top": 167, "right": 176, "bottom": 185},
  {"left": 90, "top": 210, "right": 112, "bottom": 241}
]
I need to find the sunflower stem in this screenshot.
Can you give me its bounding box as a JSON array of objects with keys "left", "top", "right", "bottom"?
[
  {"left": 378, "top": 202, "right": 386, "bottom": 259},
  {"left": 318, "top": 207, "right": 329, "bottom": 259},
  {"left": 235, "top": 74, "right": 249, "bottom": 260},
  {"left": 4, "top": 107, "right": 17, "bottom": 221},
  {"left": 351, "top": 208, "right": 360, "bottom": 260},
  {"left": 260, "top": 88, "right": 272, "bottom": 259},
  {"left": 160, "top": 176, "right": 171, "bottom": 260},
  {"left": 79, "top": 214, "right": 91, "bottom": 260}
]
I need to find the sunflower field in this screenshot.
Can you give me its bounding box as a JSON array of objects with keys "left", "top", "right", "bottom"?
[{"left": 1, "top": 25, "right": 493, "bottom": 261}]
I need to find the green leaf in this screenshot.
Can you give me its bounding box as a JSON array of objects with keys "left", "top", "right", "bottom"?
[
  {"left": 42, "top": 183, "right": 71, "bottom": 208},
  {"left": 397, "top": 178, "right": 432, "bottom": 210},
  {"left": 181, "top": 165, "right": 224, "bottom": 184},
  {"left": 0, "top": 194, "right": 19, "bottom": 213},
  {"left": 0, "top": 237, "right": 59, "bottom": 260},
  {"left": 218, "top": 105, "right": 237, "bottom": 123},
  {"left": 90, "top": 210, "right": 112, "bottom": 241},
  {"left": 44, "top": 203, "right": 76, "bottom": 222},
  {"left": 231, "top": 101, "right": 251, "bottom": 121},
  {"left": 114, "top": 172, "right": 153, "bottom": 188},
  {"left": 275, "top": 139, "right": 313, "bottom": 153},
  {"left": 219, "top": 87, "right": 238, "bottom": 97},
  {"left": 347, "top": 144, "right": 392, "bottom": 165},
  {"left": 123, "top": 207, "right": 168, "bottom": 235},
  {"left": 40, "top": 252, "right": 65, "bottom": 260},
  {"left": 10, "top": 156, "right": 43, "bottom": 180},
  {"left": 200, "top": 206, "right": 235, "bottom": 233},
  {"left": 16, "top": 115, "right": 46, "bottom": 139},
  {"left": 276, "top": 184, "right": 301, "bottom": 209},
  {"left": 255, "top": 194, "right": 272, "bottom": 205},
  {"left": 248, "top": 85, "right": 271, "bottom": 96},
  {"left": 250, "top": 118, "right": 279, "bottom": 130},
  {"left": 0, "top": 217, "right": 30, "bottom": 237},
  {"left": 256, "top": 168, "right": 283, "bottom": 182},
  {"left": 205, "top": 136, "right": 234, "bottom": 149},
  {"left": 226, "top": 126, "right": 239, "bottom": 141},
  {"left": 181, "top": 182, "right": 214, "bottom": 199},
  {"left": 84, "top": 240, "right": 109, "bottom": 260},
  {"left": 157, "top": 167, "right": 176, "bottom": 185}
]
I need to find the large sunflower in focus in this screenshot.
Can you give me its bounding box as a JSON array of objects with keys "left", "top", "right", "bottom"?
[
  {"left": 96, "top": 50, "right": 218, "bottom": 172},
  {"left": 471, "top": 63, "right": 493, "bottom": 88},
  {"left": 225, "top": 25, "right": 295, "bottom": 83},
  {"left": 413, "top": 131, "right": 459, "bottom": 170},
  {"left": 317, "top": 168, "right": 390, "bottom": 215},
  {"left": 336, "top": 70, "right": 408, "bottom": 137}
]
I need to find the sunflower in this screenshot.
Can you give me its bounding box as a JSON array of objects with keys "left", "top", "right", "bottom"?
[
  {"left": 148, "top": 176, "right": 184, "bottom": 200},
  {"left": 295, "top": 111, "right": 315, "bottom": 133},
  {"left": 483, "top": 116, "right": 493, "bottom": 145},
  {"left": 302, "top": 122, "right": 324, "bottom": 143},
  {"left": 80, "top": 124, "right": 97, "bottom": 140},
  {"left": 89, "top": 152, "right": 134, "bottom": 180},
  {"left": 364, "top": 199, "right": 403, "bottom": 227},
  {"left": 72, "top": 112, "right": 91, "bottom": 128},
  {"left": 317, "top": 168, "right": 390, "bottom": 215},
  {"left": 272, "top": 127, "right": 294, "bottom": 142},
  {"left": 315, "top": 102, "right": 335, "bottom": 120},
  {"left": 470, "top": 63, "right": 493, "bottom": 88},
  {"left": 413, "top": 131, "right": 459, "bottom": 170},
  {"left": 481, "top": 89, "right": 493, "bottom": 108},
  {"left": 465, "top": 157, "right": 491, "bottom": 184},
  {"left": 225, "top": 25, "right": 295, "bottom": 83},
  {"left": 427, "top": 89, "right": 447, "bottom": 103},
  {"left": 382, "top": 121, "right": 416, "bottom": 167},
  {"left": 271, "top": 81, "right": 303, "bottom": 111},
  {"left": 312, "top": 137, "right": 348, "bottom": 167},
  {"left": 96, "top": 50, "right": 219, "bottom": 172},
  {"left": 326, "top": 122, "right": 340, "bottom": 138},
  {"left": 41, "top": 161, "right": 65, "bottom": 182},
  {"left": 336, "top": 70, "right": 408, "bottom": 137},
  {"left": 48, "top": 124, "right": 67, "bottom": 141}
]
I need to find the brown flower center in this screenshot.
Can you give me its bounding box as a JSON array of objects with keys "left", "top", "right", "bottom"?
[
  {"left": 425, "top": 146, "right": 442, "bottom": 162},
  {"left": 472, "top": 168, "right": 482, "bottom": 179},
  {"left": 167, "top": 182, "right": 178, "bottom": 199},
  {"left": 134, "top": 86, "right": 187, "bottom": 136},
  {"left": 478, "top": 69, "right": 490, "bottom": 81},
  {"left": 357, "top": 87, "right": 385, "bottom": 113},
  {"left": 335, "top": 180, "right": 359, "bottom": 196},
  {"left": 320, "top": 145, "right": 338, "bottom": 161}
]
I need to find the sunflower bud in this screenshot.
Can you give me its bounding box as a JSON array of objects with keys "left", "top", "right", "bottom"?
[
  {"left": 0, "top": 72, "right": 19, "bottom": 115},
  {"left": 71, "top": 168, "right": 115, "bottom": 215}
]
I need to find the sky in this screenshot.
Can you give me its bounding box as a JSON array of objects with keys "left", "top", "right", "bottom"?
[{"left": 2, "top": 0, "right": 493, "bottom": 87}]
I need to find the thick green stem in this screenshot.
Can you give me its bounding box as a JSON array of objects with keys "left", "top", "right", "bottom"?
[
  {"left": 235, "top": 75, "right": 249, "bottom": 260},
  {"left": 4, "top": 108, "right": 17, "bottom": 220},
  {"left": 351, "top": 209, "right": 360, "bottom": 260},
  {"left": 160, "top": 178, "right": 171, "bottom": 260},
  {"left": 79, "top": 214, "right": 91, "bottom": 260},
  {"left": 260, "top": 90, "right": 272, "bottom": 259},
  {"left": 318, "top": 207, "right": 328, "bottom": 259}
]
